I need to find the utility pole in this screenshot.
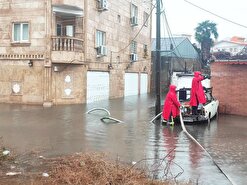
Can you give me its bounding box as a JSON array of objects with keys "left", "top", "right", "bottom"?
[{"left": 155, "top": 0, "right": 161, "bottom": 115}]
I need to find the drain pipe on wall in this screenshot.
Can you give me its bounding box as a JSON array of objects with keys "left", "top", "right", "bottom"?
[{"left": 179, "top": 111, "right": 236, "bottom": 185}]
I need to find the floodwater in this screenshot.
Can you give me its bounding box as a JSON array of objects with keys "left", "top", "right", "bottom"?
[{"left": 0, "top": 94, "right": 246, "bottom": 185}]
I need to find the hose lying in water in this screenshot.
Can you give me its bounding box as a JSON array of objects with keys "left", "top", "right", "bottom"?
[
  {"left": 86, "top": 108, "right": 123, "bottom": 123},
  {"left": 179, "top": 111, "right": 236, "bottom": 185},
  {"left": 150, "top": 112, "right": 162, "bottom": 123},
  {"left": 86, "top": 108, "right": 111, "bottom": 116},
  {"left": 100, "top": 116, "right": 123, "bottom": 123}
]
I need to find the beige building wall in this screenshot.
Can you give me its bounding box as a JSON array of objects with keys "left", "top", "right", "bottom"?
[
  {"left": 85, "top": 0, "right": 152, "bottom": 98},
  {"left": 0, "top": 0, "right": 47, "bottom": 104},
  {"left": 0, "top": 0, "right": 152, "bottom": 105}
]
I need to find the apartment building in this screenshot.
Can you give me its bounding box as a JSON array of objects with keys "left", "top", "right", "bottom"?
[{"left": 0, "top": 0, "right": 152, "bottom": 106}]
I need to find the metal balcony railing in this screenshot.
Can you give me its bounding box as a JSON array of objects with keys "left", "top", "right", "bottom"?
[{"left": 52, "top": 36, "right": 83, "bottom": 52}]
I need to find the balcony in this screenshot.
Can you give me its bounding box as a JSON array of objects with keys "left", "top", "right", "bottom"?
[
  {"left": 51, "top": 4, "right": 84, "bottom": 64},
  {"left": 51, "top": 37, "right": 84, "bottom": 64},
  {"left": 52, "top": 36, "right": 83, "bottom": 52}
]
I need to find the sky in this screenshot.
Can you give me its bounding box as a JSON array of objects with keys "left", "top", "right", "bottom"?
[{"left": 152, "top": 0, "right": 247, "bottom": 43}]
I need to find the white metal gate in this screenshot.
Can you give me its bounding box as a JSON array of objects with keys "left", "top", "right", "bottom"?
[
  {"left": 87, "top": 71, "right": 109, "bottom": 103},
  {"left": 124, "top": 73, "right": 138, "bottom": 96},
  {"left": 140, "top": 73, "right": 148, "bottom": 94}
]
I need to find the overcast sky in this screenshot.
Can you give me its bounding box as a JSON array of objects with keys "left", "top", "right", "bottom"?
[{"left": 152, "top": 0, "right": 247, "bottom": 43}]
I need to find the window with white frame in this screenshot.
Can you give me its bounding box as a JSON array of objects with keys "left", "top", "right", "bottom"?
[
  {"left": 66, "top": 25, "right": 74, "bottom": 37},
  {"left": 12, "top": 22, "right": 29, "bottom": 42},
  {"left": 143, "top": 12, "right": 149, "bottom": 27},
  {"left": 131, "top": 41, "right": 137, "bottom": 54},
  {"left": 96, "top": 30, "right": 106, "bottom": 47}
]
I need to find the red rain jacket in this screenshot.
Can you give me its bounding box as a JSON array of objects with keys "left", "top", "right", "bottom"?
[
  {"left": 189, "top": 71, "right": 206, "bottom": 106},
  {"left": 162, "top": 85, "right": 181, "bottom": 121}
]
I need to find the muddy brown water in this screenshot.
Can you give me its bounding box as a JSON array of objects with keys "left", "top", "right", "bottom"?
[{"left": 0, "top": 94, "right": 246, "bottom": 185}]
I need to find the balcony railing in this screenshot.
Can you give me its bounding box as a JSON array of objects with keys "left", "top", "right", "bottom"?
[{"left": 52, "top": 36, "right": 83, "bottom": 52}]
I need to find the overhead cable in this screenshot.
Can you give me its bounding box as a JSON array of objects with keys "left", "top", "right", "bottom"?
[
  {"left": 184, "top": 0, "right": 247, "bottom": 29},
  {"left": 113, "top": 2, "right": 156, "bottom": 54}
]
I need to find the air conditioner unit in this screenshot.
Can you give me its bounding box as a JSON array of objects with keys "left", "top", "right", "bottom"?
[
  {"left": 130, "top": 53, "right": 138, "bottom": 62},
  {"left": 97, "top": 45, "right": 107, "bottom": 56},
  {"left": 98, "top": 0, "right": 108, "bottom": 11},
  {"left": 130, "top": 16, "right": 138, "bottom": 26}
]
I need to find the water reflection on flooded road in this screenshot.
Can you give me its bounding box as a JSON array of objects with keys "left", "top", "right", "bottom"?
[{"left": 0, "top": 95, "right": 246, "bottom": 185}]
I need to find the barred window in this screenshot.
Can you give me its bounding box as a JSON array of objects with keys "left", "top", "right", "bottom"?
[{"left": 131, "top": 41, "right": 137, "bottom": 54}]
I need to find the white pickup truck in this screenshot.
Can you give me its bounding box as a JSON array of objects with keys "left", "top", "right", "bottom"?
[{"left": 171, "top": 72, "right": 219, "bottom": 123}]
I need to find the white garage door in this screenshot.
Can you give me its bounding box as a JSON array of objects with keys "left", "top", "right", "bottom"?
[
  {"left": 124, "top": 73, "right": 138, "bottom": 96},
  {"left": 140, "top": 73, "right": 148, "bottom": 94},
  {"left": 87, "top": 71, "right": 109, "bottom": 103}
]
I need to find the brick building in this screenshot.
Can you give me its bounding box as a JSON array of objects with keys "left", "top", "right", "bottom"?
[
  {"left": 0, "top": 0, "right": 152, "bottom": 106},
  {"left": 211, "top": 61, "right": 247, "bottom": 116}
]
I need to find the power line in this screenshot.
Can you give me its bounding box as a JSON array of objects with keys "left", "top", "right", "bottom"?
[
  {"left": 184, "top": 0, "right": 247, "bottom": 29},
  {"left": 160, "top": 8, "right": 188, "bottom": 69},
  {"left": 113, "top": 3, "right": 156, "bottom": 54}
]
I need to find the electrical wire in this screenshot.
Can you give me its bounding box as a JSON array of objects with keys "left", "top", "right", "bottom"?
[
  {"left": 184, "top": 0, "right": 247, "bottom": 29},
  {"left": 113, "top": 2, "right": 156, "bottom": 54},
  {"left": 160, "top": 5, "right": 190, "bottom": 70}
]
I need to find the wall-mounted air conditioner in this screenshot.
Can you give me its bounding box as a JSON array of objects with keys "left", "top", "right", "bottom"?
[
  {"left": 130, "top": 16, "right": 138, "bottom": 26},
  {"left": 130, "top": 53, "right": 138, "bottom": 62},
  {"left": 98, "top": 0, "right": 108, "bottom": 11},
  {"left": 97, "top": 45, "right": 107, "bottom": 56}
]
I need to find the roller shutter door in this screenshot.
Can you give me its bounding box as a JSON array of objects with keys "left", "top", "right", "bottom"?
[{"left": 87, "top": 71, "right": 109, "bottom": 103}]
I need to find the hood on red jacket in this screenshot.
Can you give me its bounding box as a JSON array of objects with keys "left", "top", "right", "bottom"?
[
  {"left": 194, "top": 71, "right": 201, "bottom": 77},
  {"left": 169, "top": 85, "right": 177, "bottom": 92}
]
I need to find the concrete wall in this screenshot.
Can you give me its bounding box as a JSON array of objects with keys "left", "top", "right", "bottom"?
[
  {"left": 0, "top": 60, "right": 44, "bottom": 104},
  {"left": 51, "top": 65, "right": 87, "bottom": 104},
  {"left": 0, "top": 0, "right": 47, "bottom": 54},
  {"left": 211, "top": 62, "right": 247, "bottom": 116}
]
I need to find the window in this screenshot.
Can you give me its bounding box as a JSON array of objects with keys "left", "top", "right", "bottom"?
[
  {"left": 96, "top": 30, "right": 106, "bottom": 47},
  {"left": 56, "top": 24, "right": 62, "bottom": 36},
  {"left": 131, "top": 41, "right": 137, "bottom": 54},
  {"left": 117, "top": 15, "right": 121, "bottom": 23},
  {"left": 144, "top": 44, "right": 148, "bottom": 56},
  {"left": 143, "top": 12, "right": 149, "bottom": 27},
  {"left": 12, "top": 23, "right": 29, "bottom": 42},
  {"left": 130, "top": 4, "right": 138, "bottom": 26},
  {"left": 131, "top": 4, "right": 138, "bottom": 18},
  {"left": 65, "top": 25, "right": 74, "bottom": 37}
]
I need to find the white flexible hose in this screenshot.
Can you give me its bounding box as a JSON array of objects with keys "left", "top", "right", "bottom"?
[
  {"left": 150, "top": 112, "right": 162, "bottom": 123},
  {"left": 86, "top": 108, "right": 111, "bottom": 116},
  {"left": 86, "top": 108, "right": 123, "bottom": 123},
  {"left": 179, "top": 111, "right": 236, "bottom": 185}
]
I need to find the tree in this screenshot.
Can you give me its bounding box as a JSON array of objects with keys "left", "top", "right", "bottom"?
[{"left": 195, "top": 20, "right": 218, "bottom": 67}]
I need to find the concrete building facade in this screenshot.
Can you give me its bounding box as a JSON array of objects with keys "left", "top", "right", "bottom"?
[{"left": 0, "top": 0, "right": 152, "bottom": 106}]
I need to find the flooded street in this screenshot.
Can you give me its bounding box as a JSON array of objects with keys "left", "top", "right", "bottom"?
[{"left": 0, "top": 95, "right": 246, "bottom": 185}]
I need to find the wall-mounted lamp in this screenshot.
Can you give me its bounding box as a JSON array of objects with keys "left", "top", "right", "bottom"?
[
  {"left": 126, "top": 63, "right": 131, "bottom": 70},
  {"left": 108, "top": 63, "right": 113, "bottom": 70},
  {"left": 54, "top": 66, "right": 59, "bottom": 72},
  {"left": 28, "top": 60, "right": 33, "bottom": 67}
]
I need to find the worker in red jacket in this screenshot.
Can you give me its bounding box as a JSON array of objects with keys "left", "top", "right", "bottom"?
[
  {"left": 162, "top": 85, "right": 181, "bottom": 124},
  {"left": 189, "top": 71, "right": 207, "bottom": 115}
]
